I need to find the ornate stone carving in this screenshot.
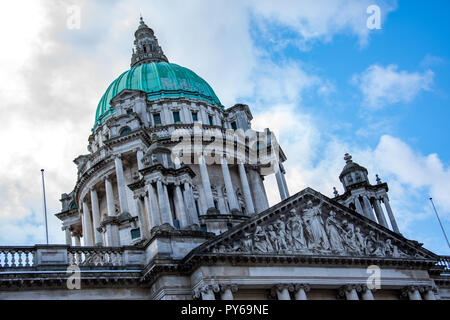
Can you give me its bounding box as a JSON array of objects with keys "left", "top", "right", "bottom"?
[{"left": 211, "top": 197, "right": 415, "bottom": 258}]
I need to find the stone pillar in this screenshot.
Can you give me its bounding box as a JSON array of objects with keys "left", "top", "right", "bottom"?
[
  {"left": 275, "top": 166, "right": 289, "bottom": 201},
  {"left": 373, "top": 199, "right": 388, "bottom": 228},
  {"left": 354, "top": 197, "right": 364, "bottom": 216},
  {"left": 104, "top": 176, "right": 116, "bottom": 216},
  {"left": 363, "top": 196, "right": 376, "bottom": 221},
  {"left": 403, "top": 286, "right": 422, "bottom": 300},
  {"left": 157, "top": 180, "right": 173, "bottom": 226},
  {"left": 198, "top": 154, "right": 215, "bottom": 210},
  {"left": 184, "top": 182, "right": 199, "bottom": 225},
  {"left": 361, "top": 286, "right": 374, "bottom": 300},
  {"left": 238, "top": 163, "right": 255, "bottom": 215},
  {"left": 90, "top": 188, "right": 103, "bottom": 246},
  {"left": 221, "top": 156, "right": 240, "bottom": 212},
  {"left": 383, "top": 196, "right": 400, "bottom": 233},
  {"left": 73, "top": 233, "right": 81, "bottom": 247},
  {"left": 272, "top": 284, "right": 292, "bottom": 300},
  {"left": 424, "top": 287, "right": 436, "bottom": 300},
  {"left": 136, "top": 148, "right": 145, "bottom": 171},
  {"left": 147, "top": 183, "right": 161, "bottom": 226},
  {"left": 143, "top": 193, "right": 153, "bottom": 230},
  {"left": 64, "top": 227, "right": 72, "bottom": 246},
  {"left": 197, "top": 284, "right": 218, "bottom": 300},
  {"left": 220, "top": 284, "right": 238, "bottom": 300},
  {"left": 294, "top": 284, "right": 310, "bottom": 300},
  {"left": 82, "top": 200, "right": 93, "bottom": 246},
  {"left": 248, "top": 167, "right": 269, "bottom": 213},
  {"left": 340, "top": 285, "right": 359, "bottom": 300},
  {"left": 114, "top": 155, "right": 129, "bottom": 214},
  {"left": 136, "top": 196, "right": 149, "bottom": 239},
  {"left": 174, "top": 184, "right": 188, "bottom": 228}
]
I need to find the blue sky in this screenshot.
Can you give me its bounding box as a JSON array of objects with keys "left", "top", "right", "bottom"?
[{"left": 0, "top": 0, "right": 448, "bottom": 255}]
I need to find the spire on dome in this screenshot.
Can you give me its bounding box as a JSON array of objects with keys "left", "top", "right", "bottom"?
[{"left": 131, "top": 16, "right": 168, "bottom": 67}]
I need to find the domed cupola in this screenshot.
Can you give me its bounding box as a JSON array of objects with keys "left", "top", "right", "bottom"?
[
  {"left": 93, "top": 17, "right": 222, "bottom": 130},
  {"left": 339, "top": 153, "right": 369, "bottom": 191}
]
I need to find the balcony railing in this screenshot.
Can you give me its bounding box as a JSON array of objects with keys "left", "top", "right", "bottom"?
[
  {"left": 0, "top": 245, "right": 145, "bottom": 270},
  {"left": 0, "top": 247, "right": 35, "bottom": 268},
  {"left": 436, "top": 255, "right": 450, "bottom": 274}
]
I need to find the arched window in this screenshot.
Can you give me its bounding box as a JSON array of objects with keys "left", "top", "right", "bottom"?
[{"left": 119, "top": 127, "right": 131, "bottom": 136}]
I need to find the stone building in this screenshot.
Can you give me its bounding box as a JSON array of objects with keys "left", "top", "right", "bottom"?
[{"left": 0, "top": 18, "right": 448, "bottom": 300}]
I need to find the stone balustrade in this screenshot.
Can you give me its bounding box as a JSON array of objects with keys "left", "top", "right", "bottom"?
[
  {"left": 0, "top": 245, "right": 145, "bottom": 270},
  {"left": 0, "top": 247, "right": 35, "bottom": 268},
  {"left": 437, "top": 255, "right": 450, "bottom": 274}
]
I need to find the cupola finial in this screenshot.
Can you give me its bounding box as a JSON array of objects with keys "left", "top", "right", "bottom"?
[
  {"left": 130, "top": 16, "right": 168, "bottom": 67},
  {"left": 344, "top": 153, "right": 352, "bottom": 163}
]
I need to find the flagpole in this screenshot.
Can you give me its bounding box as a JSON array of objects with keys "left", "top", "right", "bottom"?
[
  {"left": 429, "top": 197, "right": 450, "bottom": 249},
  {"left": 41, "top": 169, "right": 49, "bottom": 245}
]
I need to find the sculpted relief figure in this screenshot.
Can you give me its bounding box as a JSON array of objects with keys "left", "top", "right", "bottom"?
[
  {"left": 286, "top": 209, "right": 307, "bottom": 250},
  {"left": 302, "top": 200, "right": 330, "bottom": 251},
  {"left": 254, "top": 226, "right": 272, "bottom": 252},
  {"left": 325, "top": 211, "right": 345, "bottom": 253},
  {"left": 341, "top": 220, "right": 361, "bottom": 254}
]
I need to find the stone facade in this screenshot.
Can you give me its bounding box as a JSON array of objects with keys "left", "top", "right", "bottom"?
[{"left": 0, "top": 19, "right": 448, "bottom": 300}]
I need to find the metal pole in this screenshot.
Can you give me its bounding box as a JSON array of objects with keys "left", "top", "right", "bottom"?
[
  {"left": 41, "top": 169, "right": 49, "bottom": 244},
  {"left": 429, "top": 197, "right": 450, "bottom": 249}
]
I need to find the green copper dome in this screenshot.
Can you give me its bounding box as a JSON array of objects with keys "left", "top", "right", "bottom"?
[{"left": 94, "top": 62, "right": 222, "bottom": 128}]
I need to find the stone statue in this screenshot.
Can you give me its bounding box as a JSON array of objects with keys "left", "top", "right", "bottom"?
[
  {"left": 341, "top": 220, "right": 360, "bottom": 254},
  {"left": 354, "top": 226, "right": 366, "bottom": 253},
  {"left": 274, "top": 217, "right": 289, "bottom": 252},
  {"left": 302, "top": 200, "right": 330, "bottom": 250},
  {"left": 266, "top": 225, "right": 279, "bottom": 252},
  {"left": 286, "top": 209, "right": 307, "bottom": 250},
  {"left": 254, "top": 226, "right": 271, "bottom": 252},
  {"left": 325, "top": 211, "right": 345, "bottom": 253}
]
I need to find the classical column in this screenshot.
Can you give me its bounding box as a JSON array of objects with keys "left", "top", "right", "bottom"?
[
  {"left": 354, "top": 197, "right": 365, "bottom": 216},
  {"left": 104, "top": 176, "right": 116, "bottom": 216},
  {"left": 82, "top": 200, "right": 94, "bottom": 246},
  {"left": 114, "top": 155, "right": 130, "bottom": 214},
  {"left": 104, "top": 176, "right": 120, "bottom": 246},
  {"left": 383, "top": 196, "right": 400, "bottom": 233},
  {"left": 73, "top": 232, "right": 81, "bottom": 247},
  {"left": 294, "top": 284, "right": 310, "bottom": 300},
  {"left": 147, "top": 183, "right": 161, "bottom": 226},
  {"left": 221, "top": 156, "right": 240, "bottom": 212},
  {"left": 64, "top": 227, "right": 72, "bottom": 246},
  {"left": 198, "top": 154, "right": 215, "bottom": 210},
  {"left": 272, "top": 284, "right": 292, "bottom": 300},
  {"left": 340, "top": 285, "right": 359, "bottom": 300},
  {"left": 197, "top": 284, "right": 218, "bottom": 300},
  {"left": 157, "top": 180, "right": 173, "bottom": 225},
  {"left": 174, "top": 184, "right": 188, "bottom": 228},
  {"left": 361, "top": 286, "right": 375, "bottom": 300},
  {"left": 363, "top": 196, "right": 376, "bottom": 221},
  {"left": 143, "top": 192, "right": 154, "bottom": 230},
  {"left": 136, "top": 196, "right": 149, "bottom": 239},
  {"left": 373, "top": 199, "right": 388, "bottom": 228},
  {"left": 136, "top": 148, "right": 145, "bottom": 171},
  {"left": 220, "top": 284, "right": 238, "bottom": 300},
  {"left": 248, "top": 167, "right": 269, "bottom": 213},
  {"left": 238, "top": 163, "right": 255, "bottom": 215},
  {"left": 424, "top": 287, "right": 436, "bottom": 300},
  {"left": 184, "top": 182, "right": 199, "bottom": 225},
  {"left": 275, "top": 166, "right": 289, "bottom": 201},
  {"left": 90, "top": 188, "right": 103, "bottom": 246},
  {"left": 403, "top": 286, "right": 422, "bottom": 300}
]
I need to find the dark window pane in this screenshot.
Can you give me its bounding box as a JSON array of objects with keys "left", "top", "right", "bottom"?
[
  {"left": 208, "top": 115, "right": 214, "bottom": 126},
  {"left": 153, "top": 113, "right": 161, "bottom": 125},
  {"left": 192, "top": 112, "right": 198, "bottom": 122},
  {"left": 231, "top": 121, "right": 237, "bottom": 130},
  {"left": 130, "top": 228, "right": 141, "bottom": 239},
  {"left": 173, "top": 111, "right": 181, "bottom": 123}
]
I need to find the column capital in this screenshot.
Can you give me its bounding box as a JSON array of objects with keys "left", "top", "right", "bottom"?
[
  {"left": 338, "top": 284, "right": 362, "bottom": 298},
  {"left": 113, "top": 153, "right": 122, "bottom": 160},
  {"left": 294, "top": 283, "right": 311, "bottom": 292},
  {"left": 220, "top": 284, "right": 238, "bottom": 293}
]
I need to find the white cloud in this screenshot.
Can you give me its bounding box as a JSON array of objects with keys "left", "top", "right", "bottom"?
[{"left": 353, "top": 64, "right": 434, "bottom": 109}]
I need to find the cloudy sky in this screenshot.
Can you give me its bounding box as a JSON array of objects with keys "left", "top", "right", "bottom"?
[{"left": 0, "top": 0, "right": 449, "bottom": 254}]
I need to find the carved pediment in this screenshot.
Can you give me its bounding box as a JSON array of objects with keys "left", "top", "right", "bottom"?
[{"left": 201, "top": 188, "right": 436, "bottom": 260}]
